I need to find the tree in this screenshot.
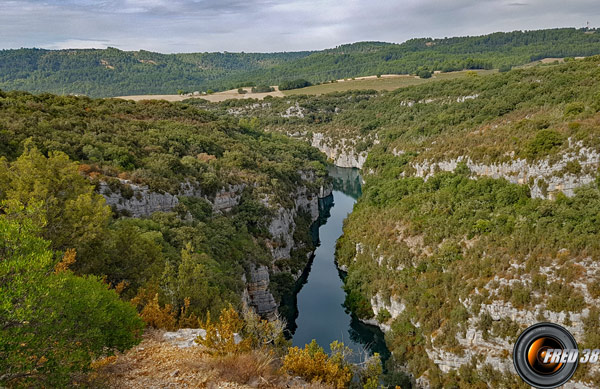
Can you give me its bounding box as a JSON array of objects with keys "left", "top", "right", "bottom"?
[
  {"left": 0, "top": 144, "right": 110, "bottom": 254},
  {"left": 0, "top": 205, "right": 143, "bottom": 387}
]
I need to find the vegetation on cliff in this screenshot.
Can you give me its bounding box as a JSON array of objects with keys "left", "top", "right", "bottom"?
[
  {"left": 330, "top": 59, "right": 600, "bottom": 386},
  {"left": 0, "top": 91, "right": 329, "bottom": 386},
  {"left": 197, "top": 55, "right": 600, "bottom": 387}
]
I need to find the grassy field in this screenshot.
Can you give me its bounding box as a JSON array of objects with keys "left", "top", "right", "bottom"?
[
  {"left": 117, "top": 87, "right": 284, "bottom": 102},
  {"left": 282, "top": 70, "right": 498, "bottom": 95}
]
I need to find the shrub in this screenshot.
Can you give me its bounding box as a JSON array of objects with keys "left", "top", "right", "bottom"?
[
  {"left": 196, "top": 306, "right": 252, "bottom": 355},
  {"left": 279, "top": 79, "right": 312, "bottom": 90},
  {"left": 564, "top": 102, "right": 585, "bottom": 116},
  {"left": 251, "top": 85, "right": 274, "bottom": 93},
  {"left": 377, "top": 308, "right": 392, "bottom": 323},
  {"left": 524, "top": 129, "right": 563, "bottom": 160},
  {"left": 0, "top": 210, "right": 143, "bottom": 387},
  {"left": 281, "top": 340, "right": 353, "bottom": 388}
]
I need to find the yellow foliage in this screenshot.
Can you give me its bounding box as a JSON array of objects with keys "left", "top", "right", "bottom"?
[
  {"left": 281, "top": 340, "right": 352, "bottom": 389},
  {"left": 178, "top": 297, "right": 201, "bottom": 328},
  {"left": 138, "top": 294, "right": 177, "bottom": 331},
  {"left": 90, "top": 355, "right": 117, "bottom": 370},
  {"left": 114, "top": 280, "right": 129, "bottom": 296},
  {"left": 196, "top": 306, "right": 252, "bottom": 355},
  {"left": 54, "top": 248, "right": 76, "bottom": 273}
]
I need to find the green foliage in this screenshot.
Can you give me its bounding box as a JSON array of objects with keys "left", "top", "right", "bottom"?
[
  {"left": 564, "top": 101, "right": 585, "bottom": 116},
  {"left": 416, "top": 67, "right": 432, "bottom": 79},
  {"left": 0, "top": 91, "right": 328, "bottom": 331},
  {"left": 251, "top": 85, "right": 274, "bottom": 93},
  {"left": 524, "top": 129, "right": 564, "bottom": 160},
  {"left": 3, "top": 28, "right": 600, "bottom": 97},
  {"left": 279, "top": 79, "right": 312, "bottom": 90},
  {"left": 162, "top": 244, "right": 242, "bottom": 318},
  {"left": 0, "top": 145, "right": 110, "bottom": 253},
  {"left": 376, "top": 308, "right": 392, "bottom": 323},
  {"left": 0, "top": 209, "right": 143, "bottom": 387},
  {"left": 338, "top": 170, "right": 600, "bottom": 385}
]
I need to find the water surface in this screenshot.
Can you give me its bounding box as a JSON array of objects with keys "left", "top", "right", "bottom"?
[{"left": 291, "top": 166, "right": 389, "bottom": 363}]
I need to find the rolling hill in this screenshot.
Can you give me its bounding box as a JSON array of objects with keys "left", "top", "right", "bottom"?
[{"left": 1, "top": 28, "right": 600, "bottom": 97}]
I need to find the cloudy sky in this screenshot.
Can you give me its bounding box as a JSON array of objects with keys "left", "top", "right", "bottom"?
[{"left": 1, "top": 0, "right": 598, "bottom": 53}]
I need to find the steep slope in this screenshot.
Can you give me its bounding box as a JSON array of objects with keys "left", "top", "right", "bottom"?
[
  {"left": 335, "top": 59, "right": 600, "bottom": 387},
  {"left": 202, "top": 57, "right": 600, "bottom": 387},
  {"left": 0, "top": 90, "right": 332, "bottom": 324},
  {"left": 2, "top": 28, "right": 600, "bottom": 97}
]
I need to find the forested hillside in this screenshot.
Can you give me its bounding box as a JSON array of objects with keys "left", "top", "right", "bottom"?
[
  {"left": 0, "top": 48, "right": 312, "bottom": 97},
  {"left": 0, "top": 90, "right": 332, "bottom": 386},
  {"left": 201, "top": 57, "right": 600, "bottom": 387},
  {"left": 2, "top": 28, "right": 600, "bottom": 97},
  {"left": 333, "top": 58, "right": 600, "bottom": 388}
]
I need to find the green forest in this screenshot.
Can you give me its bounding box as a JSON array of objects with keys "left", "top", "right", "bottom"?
[
  {"left": 4, "top": 30, "right": 600, "bottom": 388},
  {"left": 200, "top": 56, "right": 600, "bottom": 387},
  {"left": 0, "top": 91, "right": 330, "bottom": 386},
  {"left": 2, "top": 28, "right": 600, "bottom": 97},
  {"left": 332, "top": 59, "right": 600, "bottom": 387}
]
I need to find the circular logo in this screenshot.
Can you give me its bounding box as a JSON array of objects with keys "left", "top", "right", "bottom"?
[{"left": 513, "top": 323, "right": 578, "bottom": 388}]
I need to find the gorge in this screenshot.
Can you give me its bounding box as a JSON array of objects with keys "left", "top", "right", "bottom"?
[{"left": 290, "top": 166, "right": 389, "bottom": 363}]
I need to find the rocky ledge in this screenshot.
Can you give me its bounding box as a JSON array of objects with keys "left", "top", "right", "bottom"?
[{"left": 97, "top": 171, "right": 333, "bottom": 322}]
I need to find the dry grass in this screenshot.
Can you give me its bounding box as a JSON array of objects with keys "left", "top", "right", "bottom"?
[
  {"left": 86, "top": 329, "right": 330, "bottom": 389},
  {"left": 117, "top": 87, "right": 284, "bottom": 103},
  {"left": 282, "top": 70, "right": 497, "bottom": 96}
]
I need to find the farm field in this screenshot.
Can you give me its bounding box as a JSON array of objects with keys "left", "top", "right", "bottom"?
[
  {"left": 282, "top": 69, "right": 497, "bottom": 95},
  {"left": 117, "top": 86, "right": 283, "bottom": 102}
]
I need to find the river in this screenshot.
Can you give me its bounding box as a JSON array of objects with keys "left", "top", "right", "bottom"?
[{"left": 289, "top": 166, "right": 390, "bottom": 364}]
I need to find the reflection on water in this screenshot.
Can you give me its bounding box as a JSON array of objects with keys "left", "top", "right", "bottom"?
[
  {"left": 328, "top": 165, "right": 363, "bottom": 199},
  {"left": 288, "top": 166, "right": 390, "bottom": 364}
]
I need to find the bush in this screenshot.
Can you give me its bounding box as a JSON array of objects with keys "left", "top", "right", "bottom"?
[
  {"left": 416, "top": 68, "right": 432, "bottom": 79},
  {"left": 279, "top": 79, "right": 312, "bottom": 91},
  {"left": 281, "top": 340, "right": 353, "bottom": 388},
  {"left": 565, "top": 102, "right": 585, "bottom": 116},
  {"left": 251, "top": 85, "right": 274, "bottom": 93},
  {"left": 0, "top": 210, "right": 143, "bottom": 387},
  {"left": 377, "top": 308, "right": 392, "bottom": 323},
  {"left": 524, "top": 129, "right": 563, "bottom": 160}
]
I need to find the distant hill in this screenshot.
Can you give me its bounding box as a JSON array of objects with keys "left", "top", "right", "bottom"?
[{"left": 1, "top": 28, "right": 600, "bottom": 97}]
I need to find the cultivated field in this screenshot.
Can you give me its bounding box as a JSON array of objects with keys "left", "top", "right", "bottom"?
[
  {"left": 281, "top": 70, "right": 497, "bottom": 95},
  {"left": 117, "top": 70, "right": 508, "bottom": 102},
  {"left": 117, "top": 87, "right": 284, "bottom": 102}
]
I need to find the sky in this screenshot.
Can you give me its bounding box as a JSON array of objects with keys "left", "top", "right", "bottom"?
[{"left": 0, "top": 0, "right": 599, "bottom": 53}]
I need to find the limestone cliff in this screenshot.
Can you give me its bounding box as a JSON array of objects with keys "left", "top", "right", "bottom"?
[
  {"left": 311, "top": 132, "right": 368, "bottom": 169},
  {"left": 404, "top": 138, "right": 600, "bottom": 199},
  {"left": 97, "top": 172, "right": 332, "bottom": 321}
]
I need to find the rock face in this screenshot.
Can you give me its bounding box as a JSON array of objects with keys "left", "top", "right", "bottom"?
[
  {"left": 244, "top": 265, "right": 278, "bottom": 321},
  {"left": 98, "top": 171, "right": 333, "bottom": 322},
  {"left": 408, "top": 139, "right": 600, "bottom": 199},
  {"left": 353, "top": 236, "right": 600, "bottom": 388},
  {"left": 311, "top": 132, "right": 368, "bottom": 169},
  {"left": 247, "top": 171, "right": 333, "bottom": 319},
  {"left": 99, "top": 180, "right": 246, "bottom": 217},
  {"left": 98, "top": 181, "right": 179, "bottom": 217}
]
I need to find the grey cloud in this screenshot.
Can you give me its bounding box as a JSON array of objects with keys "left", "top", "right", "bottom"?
[{"left": 0, "top": 0, "right": 599, "bottom": 52}]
